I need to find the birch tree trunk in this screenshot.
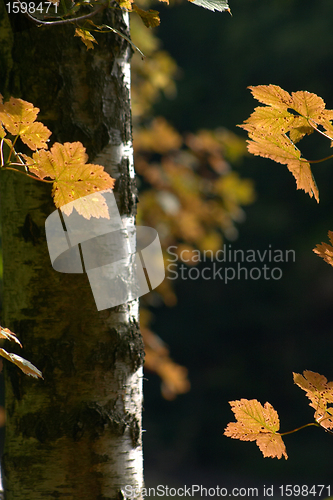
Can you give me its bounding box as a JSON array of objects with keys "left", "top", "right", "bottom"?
[{"left": 0, "top": 2, "right": 144, "bottom": 499}]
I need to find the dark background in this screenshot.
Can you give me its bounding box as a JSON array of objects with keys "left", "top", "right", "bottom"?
[{"left": 142, "top": 0, "right": 333, "bottom": 493}]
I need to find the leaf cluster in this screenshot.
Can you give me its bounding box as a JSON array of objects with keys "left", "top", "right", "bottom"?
[
  {"left": 240, "top": 85, "right": 333, "bottom": 203},
  {"left": 0, "top": 95, "right": 115, "bottom": 220}
]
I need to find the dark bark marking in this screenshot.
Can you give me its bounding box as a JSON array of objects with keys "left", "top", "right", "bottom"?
[
  {"left": 20, "top": 213, "right": 41, "bottom": 245},
  {"left": 114, "top": 169, "right": 138, "bottom": 216}
]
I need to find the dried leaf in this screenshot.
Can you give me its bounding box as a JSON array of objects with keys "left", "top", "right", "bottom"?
[
  {"left": 313, "top": 231, "right": 333, "bottom": 268},
  {"left": 0, "top": 96, "right": 51, "bottom": 150},
  {"left": 293, "top": 371, "right": 333, "bottom": 428},
  {"left": 224, "top": 399, "right": 288, "bottom": 459},
  {"left": 188, "top": 0, "right": 230, "bottom": 13},
  {"left": 132, "top": 4, "right": 160, "bottom": 28},
  {"left": 0, "top": 349, "right": 43, "bottom": 379},
  {"left": 24, "top": 142, "right": 115, "bottom": 219},
  {"left": 74, "top": 28, "right": 98, "bottom": 50},
  {"left": 0, "top": 326, "right": 22, "bottom": 347}
]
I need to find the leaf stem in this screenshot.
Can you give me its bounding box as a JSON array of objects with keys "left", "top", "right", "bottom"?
[
  {"left": 2, "top": 166, "right": 53, "bottom": 183},
  {"left": 308, "top": 119, "right": 333, "bottom": 142},
  {"left": 280, "top": 422, "right": 321, "bottom": 436},
  {"left": 307, "top": 154, "right": 333, "bottom": 164},
  {"left": 24, "top": 2, "right": 105, "bottom": 25}
]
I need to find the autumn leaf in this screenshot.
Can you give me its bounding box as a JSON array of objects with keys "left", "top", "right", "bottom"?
[
  {"left": 188, "top": 0, "right": 230, "bottom": 13},
  {"left": 313, "top": 231, "right": 333, "bottom": 268},
  {"left": 74, "top": 28, "right": 98, "bottom": 50},
  {"left": 0, "top": 95, "right": 51, "bottom": 150},
  {"left": 238, "top": 85, "right": 333, "bottom": 203},
  {"left": 224, "top": 399, "right": 288, "bottom": 459},
  {"left": 293, "top": 371, "right": 333, "bottom": 428},
  {"left": 245, "top": 132, "right": 319, "bottom": 202},
  {"left": 0, "top": 326, "right": 22, "bottom": 347},
  {"left": 0, "top": 349, "right": 43, "bottom": 379},
  {"left": 117, "top": 0, "right": 133, "bottom": 9},
  {"left": 132, "top": 4, "right": 160, "bottom": 28},
  {"left": 24, "top": 142, "right": 115, "bottom": 219},
  {"left": 0, "top": 324, "right": 42, "bottom": 379}
]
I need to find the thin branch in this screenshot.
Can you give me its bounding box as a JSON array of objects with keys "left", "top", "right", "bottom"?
[
  {"left": 280, "top": 422, "right": 321, "bottom": 436},
  {"left": 23, "top": 3, "right": 105, "bottom": 26},
  {"left": 1, "top": 166, "right": 53, "bottom": 183},
  {"left": 307, "top": 154, "right": 333, "bottom": 164},
  {"left": 308, "top": 118, "right": 333, "bottom": 142}
]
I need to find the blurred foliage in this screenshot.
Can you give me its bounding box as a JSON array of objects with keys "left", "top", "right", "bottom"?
[{"left": 131, "top": 14, "right": 255, "bottom": 398}]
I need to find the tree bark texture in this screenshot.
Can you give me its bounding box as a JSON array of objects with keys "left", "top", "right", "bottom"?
[{"left": 0, "top": 2, "right": 144, "bottom": 499}]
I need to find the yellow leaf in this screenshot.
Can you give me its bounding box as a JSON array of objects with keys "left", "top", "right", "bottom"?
[
  {"left": 293, "top": 371, "right": 333, "bottom": 428},
  {"left": 0, "top": 349, "right": 43, "bottom": 379},
  {"left": 25, "top": 142, "right": 115, "bottom": 219},
  {"left": 132, "top": 4, "right": 160, "bottom": 28},
  {"left": 313, "top": 231, "right": 333, "bottom": 268},
  {"left": 224, "top": 399, "right": 288, "bottom": 459},
  {"left": 0, "top": 123, "right": 5, "bottom": 139},
  {"left": 241, "top": 85, "right": 333, "bottom": 202},
  {"left": 74, "top": 28, "right": 98, "bottom": 50},
  {"left": 117, "top": 0, "right": 133, "bottom": 9},
  {"left": 0, "top": 96, "right": 51, "bottom": 150},
  {"left": 248, "top": 85, "right": 293, "bottom": 109},
  {"left": 246, "top": 133, "right": 319, "bottom": 202}
]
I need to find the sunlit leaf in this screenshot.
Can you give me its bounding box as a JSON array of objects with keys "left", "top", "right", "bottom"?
[
  {"left": 224, "top": 399, "right": 288, "bottom": 459},
  {"left": 293, "top": 371, "right": 333, "bottom": 428},
  {"left": 132, "top": 4, "right": 160, "bottom": 28},
  {"left": 188, "top": 0, "right": 230, "bottom": 13},
  {"left": 0, "top": 349, "right": 43, "bottom": 379},
  {"left": 313, "top": 231, "right": 333, "bottom": 268},
  {"left": 0, "top": 96, "right": 51, "bottom": 150},
  {"left": 0, "top": 326, "right": 22, "bottom": 347},
  {"left": 74, "top": 28, "right": 98, "bottom": 50},
  {"left": 24, "top": 142, "right": 115, "bottom": 219}
]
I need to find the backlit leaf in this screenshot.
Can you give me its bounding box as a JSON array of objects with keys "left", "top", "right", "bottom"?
[
  {"left": 241, "top": 85, "right": 333, "bottom": 203},
  {"left": 188, "top": 0, "right": 230, "bottom": 13},
  {"left": 117, "top": 0, "right": 133, "bottom": 9},
  {"left": 313, "top": 231, "right": 333, "bottom": 268},
  {"left": 0, "top": 96, "right": 51, "bottom": 150},
  {"left": 245, "top": 133, "right": 319, "bottom": 202},
  {"left": 293, "top": 371, "right": 333, "bottom": 428},
  {"left": 0, "top": 326, "right": 22, "bottom": 347},
  {"left": 74, "top": 28, "right": 97, "bottom": 50},
  {"left": 0, "top": 349, "right": 43, "bottom": 379},
  {"left": 224, "top": 399, "right": 288, "bottom": 459},
  {"left": 132, "top": 4, "right": 160, "bottom": 28},
  {"left": 24, "top": 142, "right": 115, "bottom": 219}
]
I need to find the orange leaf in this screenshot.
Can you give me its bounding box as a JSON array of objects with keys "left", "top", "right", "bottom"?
[
  {"left": 246, "top": 133, "right": 319, "bottom": 202},
  {"left": 25, "top": 142, "right": 115, "bottom": 219},
  {"left": 0, "top": 96, "right": 51, "bottom": 150},
  {"left": 240, "top": 85, "right": 333, "bottom": 203},
  {"left": 0, "top": 326, "right": 22, "bottom": 347},
  {"left": 224, "top": 399, "right": 287, "bottom": 459},
  {"left": 313, "top": 231, "right": 333, "bottom": 268},
  {"left": 293, "top": 371, "right": 333, "bottom": 428}
]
